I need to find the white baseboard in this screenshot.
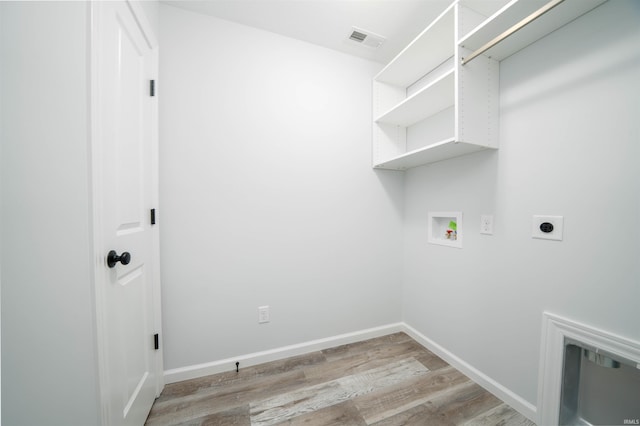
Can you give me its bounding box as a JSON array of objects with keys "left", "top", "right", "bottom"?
[
  {"left": 163, "top": 321, "right": 537, "bottom": 425},
  {"left": 164, "top": 323, "right": 404, "bottom": 384},
  {"left": 401, "top": 323, "right": 538, "bottom": 423}
]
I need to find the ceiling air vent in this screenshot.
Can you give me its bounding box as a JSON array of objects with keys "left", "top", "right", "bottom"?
[
  {"left": 349, "top": 30, "right": 368, "bottom": 43},
  {"left": 347, "top": 27, "right": 386, "bottom": 49}
]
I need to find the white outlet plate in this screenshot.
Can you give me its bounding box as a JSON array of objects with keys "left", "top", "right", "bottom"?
[
  {"left": 532, "top": 215, "right": 564, "bottom": 241},
  {"left": 258, "top": 305, "right": 270, "bottom": 324},
  {"left": 480, "top": 215, "right": 493, "bottom": 235}
]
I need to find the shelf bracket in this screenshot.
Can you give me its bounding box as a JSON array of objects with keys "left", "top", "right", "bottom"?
[{"left": 461, "top": 0, "right": 565, "bottom": 66}]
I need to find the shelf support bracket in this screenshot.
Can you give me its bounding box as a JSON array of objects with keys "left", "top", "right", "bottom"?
[{"left": 461, "top": 0, "right": 565, "bottom": 66}]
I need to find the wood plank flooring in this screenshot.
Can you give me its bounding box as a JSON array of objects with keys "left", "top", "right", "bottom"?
[{"left": 146, "top": 333, "right": 536, "bottom": 426}]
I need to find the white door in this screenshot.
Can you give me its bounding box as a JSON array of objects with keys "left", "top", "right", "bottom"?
[{"left": 93, "top": 2, "right": 162, "bottom": 425}]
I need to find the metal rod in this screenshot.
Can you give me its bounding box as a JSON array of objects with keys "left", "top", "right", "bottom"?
[{"left": 461, "top": 0, "right": 566, "bottom": 65}]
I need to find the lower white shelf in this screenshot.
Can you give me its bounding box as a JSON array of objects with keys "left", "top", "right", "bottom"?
[{"left": 373, "top": 138, "right": 495, "bottom": 171}]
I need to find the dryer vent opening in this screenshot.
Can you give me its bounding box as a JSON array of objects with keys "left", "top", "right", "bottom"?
[{"left": 560, "top": 341, "right": 640, "bottom": 425}]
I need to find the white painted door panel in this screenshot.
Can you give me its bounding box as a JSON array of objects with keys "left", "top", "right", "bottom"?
[{"left": 94, "top": 2, "right": 159, "bottom": 425}]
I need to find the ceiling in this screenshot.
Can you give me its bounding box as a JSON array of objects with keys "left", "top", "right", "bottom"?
[{"left": 161, "top": 0, "right": 452, "bottom": 64}]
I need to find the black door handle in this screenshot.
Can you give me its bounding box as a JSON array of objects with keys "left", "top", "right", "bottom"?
[{"left": 107, "top": 250, "right": 131, "bottom": 268}]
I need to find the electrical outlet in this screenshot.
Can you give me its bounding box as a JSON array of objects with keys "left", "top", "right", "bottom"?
[
  {"left": 532, "top": 215, "right": 563, "bottom": 241},
  {"left": 258, "top": 305, "right": 270, "bottom": 324},
  {"left": 480, "top": 215, "right": 493, "bottom": 235}
]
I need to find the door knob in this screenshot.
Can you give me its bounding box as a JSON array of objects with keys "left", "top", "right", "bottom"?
[{"left": 107, "top": 250, "right": 131, "bottom": 268}]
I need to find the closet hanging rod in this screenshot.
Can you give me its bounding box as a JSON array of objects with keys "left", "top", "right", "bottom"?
[{"left": 461, "top": 0, "right": 565, "bottom": 65}]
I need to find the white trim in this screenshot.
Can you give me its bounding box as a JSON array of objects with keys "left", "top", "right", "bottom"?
[
  {"left": 89, "top": 2, "right": 111, "bottom": 424},
  {"left": 164, "top": 323, "right": 404, "bottom": 384},
  {"left": 148, "top": 45, "right": 164, "bottom": 398},
  {"left": 126, "top": 0, "right": 158, "bottom": 49},
  {"left": 537, "top": 312, "right": 640, "bottom": 426},
  {"left": 402, "top": 323, "right": 537, "bottom": 423}
]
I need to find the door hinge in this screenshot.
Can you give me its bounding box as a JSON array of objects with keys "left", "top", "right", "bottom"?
[
  {"left": 154, "top": 333, "right": 159, "bottom": 350},
  {"left": 150, "top": 208, "right": 156, "bottom": 225},
  {"left": 150, "top": 79, "right": 156, "bottom": 97}
]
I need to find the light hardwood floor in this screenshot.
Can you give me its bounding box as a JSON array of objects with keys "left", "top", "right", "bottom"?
[{"left": 146, "top": 333, "right": 536, "bottom": 426}]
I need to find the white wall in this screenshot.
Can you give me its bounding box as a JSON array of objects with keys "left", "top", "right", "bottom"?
[
  {"left": 159, "top": 5, "right": 404, "bottom": 371},
  {"left": 0, "top": 2, "right": 100, "bottom": 425},
  {"left": 403, "top": 0, "right": 640, "bottom": 413}
]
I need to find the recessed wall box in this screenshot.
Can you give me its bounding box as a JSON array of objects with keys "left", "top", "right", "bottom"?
[{"left": 428, "top": 211, "right": 462, "bottom": 248}]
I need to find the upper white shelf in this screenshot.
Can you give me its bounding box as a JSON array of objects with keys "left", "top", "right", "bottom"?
[
  {"left": 374, "top": 3, "right": 455, "bottom": 87},
  {"left": 458, "top": 0, "right": 607, "bottom": 61},
  {"left": 375, "top": 69, "right": 455, "bottom": 127}
]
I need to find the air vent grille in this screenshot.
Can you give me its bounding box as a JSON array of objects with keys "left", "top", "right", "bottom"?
[
  {"left": 346, "top": 27, "right": 386, "bottom": 49},
  {"left": 349, "top": 30, "right": 368, "bottom": 43}
]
